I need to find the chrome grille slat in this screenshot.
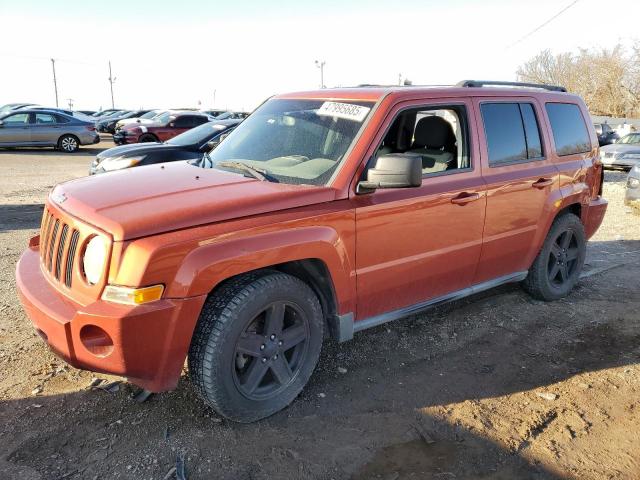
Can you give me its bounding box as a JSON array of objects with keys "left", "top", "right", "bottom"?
[
  {"left": 65, "top": 230, "right": 79, "bottom": 288},
  {"left": 47, "top": 220, "right": 60, "bottom": 271},
  {"left": 55, "top": 224, "right": 69, "bottom": 280}
]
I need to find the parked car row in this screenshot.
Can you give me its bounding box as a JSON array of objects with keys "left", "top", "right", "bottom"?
[{"left": 0, "top": 102, "right": 250, "bottom": 153}]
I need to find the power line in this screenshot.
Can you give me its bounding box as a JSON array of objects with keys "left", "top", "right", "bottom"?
[{"left": 506, "top": 0, "right": 580, "bottom": 49}]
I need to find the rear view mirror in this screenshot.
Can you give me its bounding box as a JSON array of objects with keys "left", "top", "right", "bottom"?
[{"left": 357, "top": 154, "right": 422, "bottom": 193}]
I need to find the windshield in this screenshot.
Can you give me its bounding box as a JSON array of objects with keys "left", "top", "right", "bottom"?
[
  {"left": 618, "top": 133, "right": 640, "bottom": 145},
  {"left": 168, "top": 122, "right": 229, "bottom": 146},
  {"left": 201, "top": 98, "right": 374, "bottom": 185},
  {"left": 140, "top": 110, "right": 159, "bottom": 119},
  {"left": 154, "top": 111, "right": 172, "bottom": 124}
]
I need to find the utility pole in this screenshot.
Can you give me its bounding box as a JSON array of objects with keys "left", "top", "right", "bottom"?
[
  {"left": 213, "top": 89, "right": 216, "bottom": 107},
  {"left": 67, "top": 98, "right": 74, "bottom": 110},
  {"left": 51, "top": 58, "right": 59, "bottom": 107},
  {"left": 108, "top": 61, "right": 116, "bottom": 108},
  {"left": 398, "top": 73, "right": 402, "bottom": 85},
  {"left": 315, "top": 60, "right": 326, "bottom": 88}
]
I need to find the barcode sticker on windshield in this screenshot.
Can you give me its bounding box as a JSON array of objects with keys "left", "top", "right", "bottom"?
[{"left": 317, "top": 102, "right": 370, "bottom": 122}]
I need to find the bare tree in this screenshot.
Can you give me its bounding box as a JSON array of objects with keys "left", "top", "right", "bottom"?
[{"left": 517, "top": 43, "right": 640, "bottom": 118}]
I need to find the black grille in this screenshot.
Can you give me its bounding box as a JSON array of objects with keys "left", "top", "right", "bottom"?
[{"left": 39, "top": 209, "right": 80, "bottom": 289}]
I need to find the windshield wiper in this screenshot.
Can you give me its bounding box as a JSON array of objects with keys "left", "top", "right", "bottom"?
[{"left": 216, "top": 161, "right": 274, "bottom": 182}]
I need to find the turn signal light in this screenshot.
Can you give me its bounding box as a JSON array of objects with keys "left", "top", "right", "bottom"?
[{"left": 102, "top": 284, "right": 164, "bottom": 305}]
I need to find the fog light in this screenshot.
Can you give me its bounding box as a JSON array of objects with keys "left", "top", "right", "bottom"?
[
  {"left": 79, "top": 325, "right": 114, "bottom": 357},
  {"left": 102, "top": 284, "right": 164, "bottom": 305}
]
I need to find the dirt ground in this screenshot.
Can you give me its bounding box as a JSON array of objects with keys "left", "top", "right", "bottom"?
[{"left": 0, "top": 143, "right": 639, "bottom": 480}]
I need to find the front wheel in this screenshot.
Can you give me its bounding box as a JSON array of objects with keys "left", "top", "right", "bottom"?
[
  {"left": 58, "top": 134, "right": 79, "bottom": 153},
  {"left": 188, "top": 271, "right": 324, "bottom": 422},
  {"left": 522, "top": 213, "right": 586, "bottom": 301}
]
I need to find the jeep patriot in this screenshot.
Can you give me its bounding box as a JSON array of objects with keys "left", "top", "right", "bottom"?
[{"left": 16, "top": 80, "right": 607, "bottom": 422}]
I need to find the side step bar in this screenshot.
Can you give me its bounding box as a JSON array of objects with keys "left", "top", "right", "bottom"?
[{"left": 330, "top": 271, "right": 528, "bottom": 342}]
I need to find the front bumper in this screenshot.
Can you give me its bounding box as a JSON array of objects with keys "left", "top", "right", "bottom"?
[
  {"left": 600, "top": 156, "right": 639, "bottom": 170},
  {"left": 112, "top": 132, "right": 135, "bottom": 145},
  {"left": 16, "top": 245, "right": 206, "bottom": 392}
]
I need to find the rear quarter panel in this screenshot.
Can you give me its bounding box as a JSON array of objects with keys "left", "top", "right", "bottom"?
[{"left": 538, "top": 96, "right": 602, "bottom": 225}]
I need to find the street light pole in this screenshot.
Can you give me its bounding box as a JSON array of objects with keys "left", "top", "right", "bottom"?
[
  {"left": 314, "top": 60, "right": 326, "bottom": 88},
  {"left": 108, "top": 61, "right": 116, "bottom": 108},
  {"left": 50, "top": 58, "right": 59, "bottom": 107}
]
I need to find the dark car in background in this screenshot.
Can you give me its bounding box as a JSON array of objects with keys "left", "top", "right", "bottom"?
[
  {"left": 594, "top": 123, "right": 619, "bottom": 146},
  {"left": 90, "top": 119, "right": 240, "bottom": 174},
  {"left": 0, "top": 109, "right": 99, "bottom": 152},
  {"left": 91, "top": 109, "right": 120, "bottom": 118},
  {"left": 113, "top": 111, "right": 213, "bottom": 145},
  {"left": 215, "top": 111, "right": 250, "bottom": 120},
  {"left": 97, "top": 109, "right": 153, "bottom": 134}
]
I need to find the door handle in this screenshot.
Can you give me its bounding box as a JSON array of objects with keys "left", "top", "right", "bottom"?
[
  {"left": 532, "top": 178, "right": 554, "bottom": 189},
  {"left": 451, "top": 192, "right": 480, "bottom": 205}
]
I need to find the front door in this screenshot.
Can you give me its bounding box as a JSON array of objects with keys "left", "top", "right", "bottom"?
[
  {"left": 353, "top": 99, "right": 486, "bottom": 321},
  {"left": 0, "top": 112, "right": 32, "bottom": 145}
]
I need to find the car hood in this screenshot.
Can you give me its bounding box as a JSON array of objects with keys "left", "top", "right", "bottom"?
[
  {"left": 600, "top": 144, "right": 640, "bottom": 155},
  {"left": 97, "top": 142, "right": 183, "bottom": 160},
  {"left": 50, "top": 161, "right": 335, "bottom": 241}
]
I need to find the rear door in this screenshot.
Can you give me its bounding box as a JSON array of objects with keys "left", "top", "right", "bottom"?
[
  {"left": 0, "top": 112, "right": 32, "bottom": 145},
  {"left": 30, "top": 112, "right": 61, "bottom": 145},
  {"left": 472, "top": 97, "right": 561, "bottom": 284}
]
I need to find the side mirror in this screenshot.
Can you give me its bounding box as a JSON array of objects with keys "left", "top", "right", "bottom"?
[
  {"left": 357, "top": 154, "right": 422, "bottom": 193},
  {"left": 200, "top": 139, "right": 219, "bottom": 152},
  {"left": 168, "top": 122, "right": 175, "bottom": 128}
]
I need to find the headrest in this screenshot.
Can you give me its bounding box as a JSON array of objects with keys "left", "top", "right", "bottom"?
[{"left": 413, "top": 116, "right": 455, "bottom": 150}]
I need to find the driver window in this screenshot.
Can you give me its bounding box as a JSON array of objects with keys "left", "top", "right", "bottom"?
[{"left": 376, "top": 105, "right": 470, "bottom": 176}]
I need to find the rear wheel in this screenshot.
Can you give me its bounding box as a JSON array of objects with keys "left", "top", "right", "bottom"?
[
  {"left": 188, "top": 271, "right": 323, "bottom": 422},
  {"left": 57, "top": 134, "right": 79, "bottom": 153},
  {"left": 138, "top": 133, "right": 157, "bottom": 143},
  {"left": 523, "top": 213, "right": 586, "bottom": 301}
]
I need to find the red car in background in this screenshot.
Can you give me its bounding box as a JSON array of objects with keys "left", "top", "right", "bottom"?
[{"left": 113, "top": 111, "right": 213, "bottom": 145}]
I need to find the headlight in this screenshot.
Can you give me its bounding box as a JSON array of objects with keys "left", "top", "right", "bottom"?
[
  {"left": 621, "top": 153, "right": 640, "bottom": 159},
  {"left": 100, "top": 155, "right": 145, "bottom": 171},
  {"left": 83, "top": 236, "right": 107, "bottom": 285},
  {"left": 628, "top": 177, "right": 640, "bottom": 188}
]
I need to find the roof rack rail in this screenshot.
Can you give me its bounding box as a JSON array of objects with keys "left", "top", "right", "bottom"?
[{"left": 456, "top": 80, "right": 567, "bottom": 93}]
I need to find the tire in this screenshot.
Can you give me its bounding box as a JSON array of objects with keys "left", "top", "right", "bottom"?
[
  {"left": 57, "top": 134, "right": 79, "bottom": 153},
  {"left": 188, "top": 271, "right": 324, "bottom": 423},
  {"left": 138, "top": 133, "right": 157, "bottom": 143},
  {"left": 522, "top": 213, "right": 586, "bottom": 301}
]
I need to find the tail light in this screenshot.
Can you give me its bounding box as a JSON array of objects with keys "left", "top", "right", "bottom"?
[{"left": 86, "top": 125, "right": 96, "bottom": 132}]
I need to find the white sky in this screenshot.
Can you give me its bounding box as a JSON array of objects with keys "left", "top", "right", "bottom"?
[{"left": 0, "top": 0, "right": 638, "bottom": 111}]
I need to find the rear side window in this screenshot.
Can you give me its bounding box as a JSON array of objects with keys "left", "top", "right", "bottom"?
[
  {"left": 480, "top": 103, "right": 543, "bottom": 166},
  {"left": 545, "top": 103, "right": 591, "bottom": 156}
]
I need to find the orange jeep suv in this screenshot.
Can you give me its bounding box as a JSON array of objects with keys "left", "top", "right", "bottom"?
[{"left": 16, "top": 80, "right": 607, "bottom": 422}]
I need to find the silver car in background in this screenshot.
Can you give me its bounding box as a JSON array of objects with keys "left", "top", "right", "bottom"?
[
  {"left": 599, "top": 132, "right": 640, "bottom": 171},
  {"left": 0, "top": 109, "right": 99, "bottom": 152}
]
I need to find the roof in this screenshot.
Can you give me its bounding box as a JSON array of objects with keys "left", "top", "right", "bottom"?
[{"left": 276, "top": 84, "right": 576, "bottom": 103}]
